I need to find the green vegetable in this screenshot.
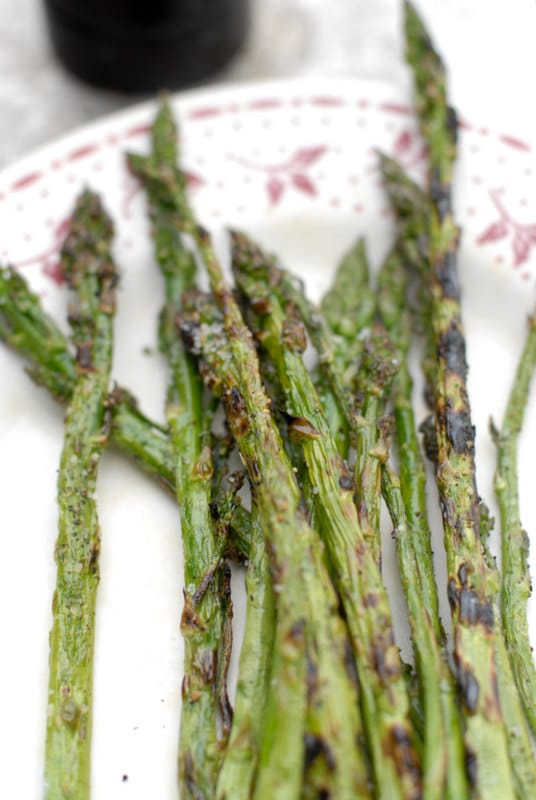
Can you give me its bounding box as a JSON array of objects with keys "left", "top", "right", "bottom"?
[
  {"left": 380, "top": 148, "right": 536, "bottom": 800},
  {"left": 403, "top": 4, "right": 516, "bottom": 795},
  {"left": 0, "top": 265, "right": 175, "bottom": 492},
  {"left": 377, "top": 245, "right": 468, "bottom": 800},
  {"left": 182, "top": 281, "right": 369, "bottom": 799},
  {"left": 44, "top": 191, "right": 117, "bottom": 800},
  {"left": 128, "top": 103, "right": 233, "bottom": 798},
  {"left": 232, "top": 231, "right": 420, "bottom": 800},
  {"left": 216, "top": 503, "right": 276, "bottom": 800},
  {"left": 491, "top": 310, "right": 536, "bottom": 736}
]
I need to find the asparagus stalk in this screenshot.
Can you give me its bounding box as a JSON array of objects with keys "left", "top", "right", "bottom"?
[
  {"left": 316, "top": 238, "right": 376, "bottom": 455},
  {"left": 376, "top": 246, "right": 441, "bottom": 631},
  {"left": 491, "top": 310, "right": 536, "bottom": 736},
  {"left": 353, "top": 325, "right": 399, "bottom": 567},
  {"left": 320, "top": 237, "right": 376, "bottom": 383},
  {"left": 380, "top": 152, "right": 536, "bottom": 799},
  {"left": 128, "top": 108, "right": 233, "bottom": 798},
  {"left": 44, "top": 191, "right": 117, "bottom": 800},
  {"left": 237, "top": 289, "right": 369, "bottom": 799},
  {"left": 130, "top": 103, "right": 370, "bottom": 799},
  {"left": 278, "top": 240, "right": 386, "bottom": 564},
  {"left": 183, "top": 283, "right": 370, "bottom": 799},
  {"left": 0, "top": 266, "right": 175, "bottom": 491},
  {"left": 380, "top": 459, "right": 468, "bottom": 800},
  {"left": 478, "top": 503, "right": 536, "bottom": 799},
  {"left": 215, "top": 502, "right": 276, "bottom": 800},
  {"left": 278, "top": 242, "right": 392, "bottom": 566},
  {"left": 403, "top": 4, "right": 515, "bottom": 795},
  {"left": 208, "top": 436, "right": 278, "bottom": 793},
  {"left": 376, "top": 245, "right": 468, "bottom": 800},
  {"left": 279, "top": 230, "right": 467, "bottom": 798},
  {"left": 232, "top": 231, "right": 421, "bottom": 800},
  {"left": 0, "top": 263, "right": 256, "bottom": 548}
]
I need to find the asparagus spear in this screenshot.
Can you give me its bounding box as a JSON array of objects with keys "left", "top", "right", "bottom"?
[
  {"left": 44, "top": 191, "right": 117, "bottom": 800},
  {"left": 380, "top": 151, "right": 536, "bottom": 798},
  {"left": 130, "top": 104, "right": 368, "bottom": 799},
  {"left": 376, "top": 245, "right": 468, "bottom": 800},
  {"left": 215, "top": 502, "right": 275, "bottom": 800},
  {"left": 206, "top": 430, "right": 278, "bottom": 799},
  {"left": 0, "top": 264, "right": 257, "bottom": 569},
  {"left": 403, "top": 4, "right": 515, "bottom": 795},
  {"left": 277, "top": 240, "right": 386, "bottom": 565},
  {"left": 232, "top": 231, "right": 421, "bottom": 800},
  {"left": 491, "top": 310, "right": 536, "bottom": 736},
  {"left": 478, "top": 502, "right": 536, "bottom": 799},
  {"left": 353, "top": 324, "right": 399, "bottom": 567},
  {"left": 279, "top": 230, "right": 467, "bottom": 798},
  {"left": 237, "top": 287, "right": 369, "bottom": 798},
  {"left": 130, "top": 101, "right": 372, "bottom": 800},
  {"left": 0, "top": 266, "right": 175, "bottom": 491},
  {"left": 320, "top": 237, "right": 376, "bottom": 384},
  {"left": 316, "top": 238, "right": 376, "bottom": 455},
  {"left": 184, "top": 283, "right": 370, "bottom": 799},
  {"left": 128, "top": 109, "right": 233, "bottom": 798},
  {"left": 277, "top": 242, "right": 393, "bottom": 567}
]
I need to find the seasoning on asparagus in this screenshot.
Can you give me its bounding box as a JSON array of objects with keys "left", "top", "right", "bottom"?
[
  {"left": 44, "top": 190, "right": 117, "bottom": 800},
  {"left": 128, "top": 105, "right": 233, "bottom": 798},
  {"left": 491, "top": 310, "right": 536, "bottom": 736},
  {"left": 0, "top": 265, "right": 175, "bottom": 491},
  {"left": 232, "top": 230, "right": 421, "bottom": 800},
  {"left": 403, "top": 3, "right": 515, "bottom": 795}
]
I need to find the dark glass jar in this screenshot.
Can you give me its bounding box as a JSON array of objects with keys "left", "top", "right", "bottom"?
[{"left": 43, "top": 0, "right": 250, "bottom": 93}]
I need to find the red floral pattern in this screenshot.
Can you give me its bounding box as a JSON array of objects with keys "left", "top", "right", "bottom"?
[
  {"left": 477, "top": 189, "right": 536, "bottom": 268},
  {"left": 228, "top": 145, "right": 327, "bottom": 206},
  {"left": 1, "top": 91, "right": 534, "bottom": 282},
  {"left": 393, "top": 129, "right": 427, "bottom": 171}
]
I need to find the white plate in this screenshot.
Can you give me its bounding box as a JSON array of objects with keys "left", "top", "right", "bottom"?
[{"left": 1, "top": 78, "right": 535, "bottom": 799}]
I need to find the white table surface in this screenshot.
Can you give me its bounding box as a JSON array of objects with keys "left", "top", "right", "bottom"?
[{"left": 2, "top": 0, "right": 536, "bottom": 168}]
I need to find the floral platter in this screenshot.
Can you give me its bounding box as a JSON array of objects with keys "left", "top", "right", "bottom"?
[{"left": 0, "top": 78, "right": 535, "bottom": 799}]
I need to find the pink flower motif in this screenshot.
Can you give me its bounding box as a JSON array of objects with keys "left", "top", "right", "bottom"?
[
  {"left": 228, "top": 145, "right": 327, "bottom": 206},
  {"left": 477, "top": 189, "right": 536, "bottom": 269},
  {"left": 291, "top": 173, "right": 316, "bottom": 196},
  {"left": 291, "top": 146, "right": 327, "bottom": 170},
  {"left": 393, "top": 129, "right": 427, "bottom": 170},
  {"left": 394, "top": 130, "right": 413, "bottom": 156},
  {"left": 267, "top": 177, "right": 285, "bottom": 205},
  {"left": 477, "top": 219, "right": 508, "bottom": 245},
  {"left": 183, "top": 170, "right": 206, "bottom": 191}
]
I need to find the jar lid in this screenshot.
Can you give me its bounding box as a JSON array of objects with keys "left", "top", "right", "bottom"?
[
  {"left": 45, "top": 0, "right": 230, "bottom": 41},
  {"left": 44, "top": 0, "right": 249, "bottom": 92}
]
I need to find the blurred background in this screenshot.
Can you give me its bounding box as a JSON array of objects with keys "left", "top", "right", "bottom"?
[{"left": 1, "top": 0, "right": 536, "bottom": 167}]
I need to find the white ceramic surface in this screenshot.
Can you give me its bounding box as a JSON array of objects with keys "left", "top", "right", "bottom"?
[{"left": 0, "top": 78, "right": 535, "bottom": 799}]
